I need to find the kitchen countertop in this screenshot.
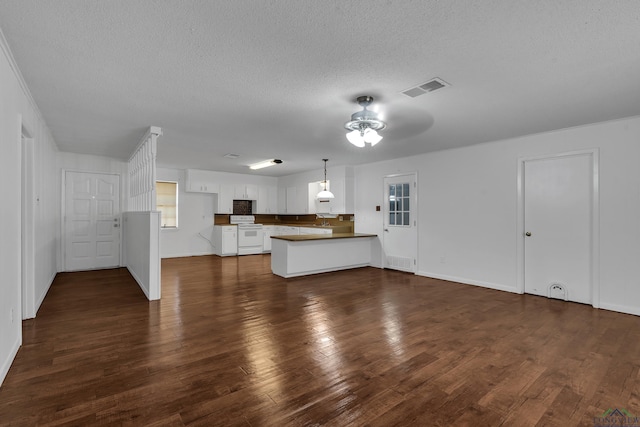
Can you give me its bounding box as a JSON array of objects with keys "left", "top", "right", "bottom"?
[
  {"left": 262, "top": 224, "right": 352, "bottom": 233},
  {"left": 215, "top": 223, "right": 353, "bottom": 233},
  {"left": 271, "top": 233, "right": 376, "bottom": 242}
]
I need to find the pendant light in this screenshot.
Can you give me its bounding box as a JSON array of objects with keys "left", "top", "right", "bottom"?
[{"left": 316, "top": 159, "right": 335, "bottom": 202}]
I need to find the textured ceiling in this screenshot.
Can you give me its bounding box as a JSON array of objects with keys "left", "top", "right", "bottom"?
[{"left": 1, "top": 1, "right": 639, "bottom": 176}]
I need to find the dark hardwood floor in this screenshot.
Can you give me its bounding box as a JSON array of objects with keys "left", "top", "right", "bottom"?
[{"left": 1, "top": 255, "right": 639, "bottom": 426}]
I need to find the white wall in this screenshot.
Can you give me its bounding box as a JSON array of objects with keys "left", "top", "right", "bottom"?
[
  {"left": 0, "top": 30, "right": 59, "bottom": 385},
  {"left": 123, "top": 211, "right": 161, "bottom": 300},
  {"left": 355, "top": 116, "right": 640, "bottom": 316}
]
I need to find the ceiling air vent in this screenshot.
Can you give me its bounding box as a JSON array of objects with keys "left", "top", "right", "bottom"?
[
  {"left": 224, "top": 153, "right": 240, "bottom": 159},
  {"left": 401, "top": 77, "right": 450, "bottom": 98}
]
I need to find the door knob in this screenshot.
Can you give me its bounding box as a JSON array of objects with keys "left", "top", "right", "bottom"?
[
  {"left": 384, "top": 229, "right": 389, "bottom": 232},
  {"left": 525, "top": 231, "right": 532, "bottom": 237}
]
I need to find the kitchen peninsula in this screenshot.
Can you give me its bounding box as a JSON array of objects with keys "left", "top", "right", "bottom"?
[{"left": 271, "top": 233, "right": 377, "bottom": 278}]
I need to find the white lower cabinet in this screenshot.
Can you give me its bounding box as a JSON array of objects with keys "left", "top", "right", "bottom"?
[
  {"left": 213, "top": 225, "right": 237, "bottom": 256},
  {"left": 262, "top": 225, "right": 274, "bottom": 252}
]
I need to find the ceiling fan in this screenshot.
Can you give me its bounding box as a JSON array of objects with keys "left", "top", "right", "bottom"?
[{"left": 344, "top": 96, "right": 387, "bottom": 147}]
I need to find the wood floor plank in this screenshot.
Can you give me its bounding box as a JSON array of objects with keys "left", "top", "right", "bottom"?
[{"left": 1, "top": 255, "right": 639, "bottom": 426}]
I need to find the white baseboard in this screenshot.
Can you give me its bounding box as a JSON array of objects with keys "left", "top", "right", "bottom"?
[
  {"left": 599, "top": 302, "right": 640, "bottom": 317},
  {"left": 416, "top": 271, "right": 519, "bottom": 294},
  {"left": 418, "top": 271, "right": 640, "bottom": 317},
  {"left": 34, "top": 271, "right": 57, "bottom": 317},
  {"left": 127, "top": 266, "right": 150, "bottom": 300},
  {"left": 161, "top": 251, "right": 215, "bottom": 259},
  {"left": 0, "top": 337, "right": 21, "bottom": 387}
]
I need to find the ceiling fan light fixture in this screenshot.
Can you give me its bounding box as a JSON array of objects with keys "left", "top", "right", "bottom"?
[
  {"left": 344, "top": 96, "right": 386, "bottom": 147},
  {"left": 346, "top": 129, "right": 366, "bottom": 147},
  {"left": 363, "top": 128, "right": 382, "bottom": 145}
]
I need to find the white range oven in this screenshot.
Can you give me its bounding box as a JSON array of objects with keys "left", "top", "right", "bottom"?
[{"left": 230, "top": 215, "right": 264, "bottom": 255}]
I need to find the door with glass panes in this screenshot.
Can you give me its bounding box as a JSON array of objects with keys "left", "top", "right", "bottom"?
[{"left": 383, "top": 173, "right": 417, "bottom": 273}]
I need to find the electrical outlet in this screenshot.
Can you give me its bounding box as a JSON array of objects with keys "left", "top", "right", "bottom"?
[
  {"left": 339, "top": 216, "right": 343, "bottom": 221},
  {"left": 440, "top": 256, "right": 446, "bottom": 264}
]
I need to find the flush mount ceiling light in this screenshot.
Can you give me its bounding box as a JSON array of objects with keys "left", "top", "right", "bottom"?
[
  {"left": 316, "top": 159, "right": 335, "bottom": 202},
  {"left": 344, "top": 96, "right": 386, "bottom": 147},
  {"left": 249, "top": 159, "right": 282, "bottom": 170}
]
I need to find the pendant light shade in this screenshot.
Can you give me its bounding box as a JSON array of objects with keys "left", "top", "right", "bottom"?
[{"left": 317, "top": 159, "right": 335, "bottom": 202}]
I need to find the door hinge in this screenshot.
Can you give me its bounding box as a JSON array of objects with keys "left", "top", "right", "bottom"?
[{"left": 414, "top": 259, "right": 416, "bottom": 265}]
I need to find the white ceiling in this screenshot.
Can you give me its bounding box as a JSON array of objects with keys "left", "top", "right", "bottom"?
[{"left": 1, "top": 1, "right": 639, "bottom": 177}]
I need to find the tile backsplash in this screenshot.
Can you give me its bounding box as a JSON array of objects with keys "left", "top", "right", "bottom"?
[{"left": 232, "top": 200, "right": 253, "bottom": 215}]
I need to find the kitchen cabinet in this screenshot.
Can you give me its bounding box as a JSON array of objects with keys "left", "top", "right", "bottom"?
[
  {"left": 234, "top": 184, "right": 258, "bottom": 200},
  {"left": 256, "top": 185, "right": 278, "bottom": 214},
  {"left": 277, "top": 186, "right": 287, "bottom": 213},
  {"left": 262, "top": 225, "right": 275, "bottom": 252},
  {"left": 285, "top": 183, "right": 311, "bottom": 214},
  {"left": 215, "top": 184, "right": 234, "bottom": 214},
  {"left": 185, "top": 169, "right": 219, "bottom": 193},
  {"left": 213, "top": 225, "right": 238, "bottom": 256},
  {"left": 285, "top": 186, "right": 297, "bottom": 214}
]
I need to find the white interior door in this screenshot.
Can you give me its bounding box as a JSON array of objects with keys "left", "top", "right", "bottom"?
[
  {"left": 383, "top": 174, "right": 417, "bottom": 273},
  {"left": 523, "top": 153, "right": 594, "bottom": 304},
  {"left": 64, "top": 171, "right": 121, "bottom": 271}
]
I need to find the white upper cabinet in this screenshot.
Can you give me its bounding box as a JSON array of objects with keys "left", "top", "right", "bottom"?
[
  {"left": 256, "top": 185, "right": 278, "bottom": 214},
  {"left": 286, "top": 183, "right": 312, "bottom": 214},
  {"left": 216, "top": 184, "right": 234, "bottom": 214},
  {"left": 184, "top": 169, "right": 276, "bottom": 214},
  {"left": 285, "top": 186, "right": 298, "bottom": 214},
  {"left": 234, "top": 184, "right": 258, "bottom": 200},
  {"left": 185, "top": 169, "right": 219, "bottom": 193}
]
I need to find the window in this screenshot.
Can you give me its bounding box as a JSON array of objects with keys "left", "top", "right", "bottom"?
[
  {"left": 388, "top": 183, "right": 410, "bottom": 226},
  {"left": 156, "top": 181, "right": 178, "bottom": 228}
]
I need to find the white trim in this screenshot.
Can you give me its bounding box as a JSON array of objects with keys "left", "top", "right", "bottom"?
[
  {"left": 0, "top": 27, "right": 48, "bottom": 128},
  {"left": 416, "top": 271, "right": 519, "bottom": 294},
  {"left": 161, "top": 251, "right": 216, "bottom": 259},
  {"left": 21, "top": 134, "right": 36, "bottom": 319},
  {"left": 516, "top": 149, "right": 600, "bottom": 308},
  {"left": 599, "top": 302, "right": 640, "bottom": 317},
  {"left": 35, "top": 271, "right": 57, "bottom": 317},
  {"left": 0, "top": 337, "right": 21, "bottom": 388}
]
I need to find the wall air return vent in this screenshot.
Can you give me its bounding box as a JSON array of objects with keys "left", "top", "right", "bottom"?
[{"left": 401, "top": 77, "right": 450, "bottom": 98}]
